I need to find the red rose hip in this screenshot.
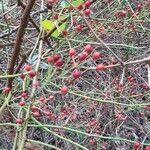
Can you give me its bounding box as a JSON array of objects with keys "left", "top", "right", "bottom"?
[
  {"left": 72, "top": 70, "right": 81, "bottom": 79},
  {"left": 84, "top": 44, "right": 93, "bottom": 53},
  {"left": 92, "top": 51, "right": 101, "bottom": 60},
  {"left": 69, "top": 48, "right": 76, "bottom": 57},
  {"left": 60, "top": 86, "right": 68, "bottom": 95}
]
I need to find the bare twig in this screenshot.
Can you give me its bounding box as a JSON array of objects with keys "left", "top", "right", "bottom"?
[
  {"left": 7, "top": 0, "right": 36, "bottom": 88},
  {"left": 147, "top": 64, "right": 150, "bottom": 88},
  {"left": 120, "top": 67, "right": 125, "bottom": 85}
]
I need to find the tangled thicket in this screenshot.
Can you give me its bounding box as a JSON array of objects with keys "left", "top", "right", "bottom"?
[{"left": 0, "top": 0, "right": 150, "bottom": 150}]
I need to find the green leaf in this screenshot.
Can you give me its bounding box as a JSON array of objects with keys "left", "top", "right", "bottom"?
[
  {"left": 41, "top": 19, "right": 55, "bottom": 31},
  {"left": 51, "top": 22, "right": 66, "bottom": 38},
  {"left": 41, "top": 16, "right": 67, "bottom": 38},
  {"left": 71, "top": 0, "right": 84, "bottom": 7},
  {"left": 61, "top": 0, "right": 84, "bottom": 8}
]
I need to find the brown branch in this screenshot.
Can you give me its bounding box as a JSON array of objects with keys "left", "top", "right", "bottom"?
[
  {"left": 15, "top": 50, "right": 32, "bottom": 74},
  {"left": 7, "top": 0, "right": 36, "bottom": 88},
  {"left": 17, "top": 0, "right": 51, "bottom": 46},
  {"left": 11, "top": 0, "right": 51, "bottom": 74}
]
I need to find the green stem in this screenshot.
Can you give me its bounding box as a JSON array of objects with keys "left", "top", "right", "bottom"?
[
  {"left": 12, "top": 131, "right": 19, "bottom": 150},
  {"left": 27, "top": 139, "right": 61, "bottom": 150},
  {"left": 49, "top": 81, "right": 150, "bottom": 107},
  {"left": 33, "top": 118, "right": 89, "bottom": 150},
  {"left": 1, "top": 122, "right": 150, "bottom": 146},
  {"left": 0, "top": 92, "right": 11, "bottom": 115},
  {"left": 58, "top": 38, "right": 145, "bottom": 50},
  {"left": 0, "top": 72, "right": 29, "bottom": 79},
  {"left": 19, "top": 105, "right": 31, "bottom": 150}
]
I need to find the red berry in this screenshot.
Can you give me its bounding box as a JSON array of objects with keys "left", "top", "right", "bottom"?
[
  {"left": 73, "top": 19, "right": 78, "bottom": 26},
  {"left": 28, "top": 70, "right": 36, "bottom": 78},
  {"left": 84, "top": 44, "right": 93, "bottom": 53},
  {"left": 24, "top": 64, "right": 32, "bottom": 71},
  {"left": 69, "top": 48, "right": 76, "bottom": 57},
  {"left": 44, "top": 111, "right": 52, "bottom": 116},
  {"left": 85, "top": 127, "right": 90, "bottom": 133},
  {"left": 18, "top": 101, "right": 25, "bottom": 107},
  {"left": 134, "top": 142, "right": 141, "bottom": 150},
  {"left": 92, "top": 51, "right": 101, "bottom": 60},
  {"left": 60, "top": 86, "right": 68, "bottom": 95},
  {"left": 53, "top": 14, "right": 58, "bottom": 20},
  {"left": 120, "top": 10, "right": 127, "bottom": 17},
  {"left": 118, "top": 83, "right": 123, "bottom": 87},
  {"left": 78, "top": 52, "right": 88, "bottom": 61},
  {"left": 55, "top": 59, "right": 63, "bottom": 67},
  {"left": 90, "top": 118, "right": 97, "bottom": 126},
  {"left": 142, "top": 83, "right": 148, "bottom": 89},
  {"left": 53, "top": 54, "right": 60, "bottom": 62},
  {"left": 16, "top": 118, "right": 23, "bottom": 124},
  {"left": 127, "top": 76, "right": 132, "bottom": 80},
  {"left": 48, "top": 0, "right": 54, "bottom": 3},
  {"left": 131, "top": 91, "right": 136, "bottom": 96},
  {"left": 20, "top": 73, "right": 26, "bottom": 80},
  {"left": 3, "top": 87, "right": 11, "bottom": 94},
  {"left": 89, "top": 138, "right": 96, "bottom": 145},
  {"left": 145, "top": 146, "right": 150, "bottom": 150},
  {"left": 62, "top": 30, "right": 68, "bottom": 37},
  {"left": 137, "top": 4, "right": 142, "bottom": 11},
  {"left": 21, "top": 92, "right": 28, "bottom": 98},
  {"left": 48, "top": 95, "right": 55, "bottom": 100},
  {"left": 84, "top": 1, "right": 91, "bottom": 8},
  {"left": 77, "top": 4, "right": 83, "bottom": 10},
  {"left": 96, "top": 64, "right": 105, "bottom": 71},
  {"left": 72, "top": 70, "right": 81, "bottom": 79},
  {"left": 33, "top": 80, "right": 41, "bottom": 88},
  {"left": 75, "top": 24, "right": 82, "bottom": 32},
  {"left": 47, "top": 3, "right": 52, "bottom": 9},
  {"left": 39, "top": 97, "right": 45, "bottom": 102},
  {"left": 47, "top": 56, "right": 54, "bottom": 63},
  {"left": 84, "top": 9, "right": 91, "bottom": 16},
  {"left": 33, "top": 111, "right": 40, "bottom": 117},
  {"left": 31, "top": 106, "right": 38, "bottom": 112}
]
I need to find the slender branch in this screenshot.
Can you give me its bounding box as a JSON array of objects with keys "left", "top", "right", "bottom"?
[
  {"left": 49, "top": 81, "right": 150, "bottom": 107},
  {"left": 33, "top": 118, "right": 89, "bottom": 150},
  {"left": 1, "top": 56, "right": 150, "bottom": 79},
  {"left": 19, "top": 31, "right": 44, "bottom": 149},
  {"left": 147, "top": 64, "right": 150, "bottom": 88},
  {"left": 0, "top": 92, "right": 11, "bottom": 115},
  {"left": 19, "top": 1, "right": 45, "bottom": 147},
  {"left": 7, "top": 0, "right": 36, "bottom": 88},
  {"left": 27, "top": 139, "right": 61, "bottom": 150},
  {"left": 1, "top": 123, "right": 150, "bottom": 146},
  {"left": 120, "top": 67, "right": 125, "bottom": 85}
]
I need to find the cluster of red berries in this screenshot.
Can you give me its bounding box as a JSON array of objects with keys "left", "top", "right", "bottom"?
[
  {"left": 77, "top": 0, "right": 92, "bottom": 16},
  {"left": 47, "top": 44, "right": 105, "bottom": 95},
  {"left": 115, "top": 83, "right": 124, "bottom": 93},
  {"left": 22, "top": 64, "right": 36, "bottom": 79},
  {"left": 47, "top": 53, "right": 63, "bottom": 67},
  {"left": 114, "top": 10, "right": 128, "bottom": 18},
  {"left": 134, "top": 142, "right": 150, "bottom": 150},
  {"left": 114, "top": 3, "right": 144, "bottom": 18}
]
